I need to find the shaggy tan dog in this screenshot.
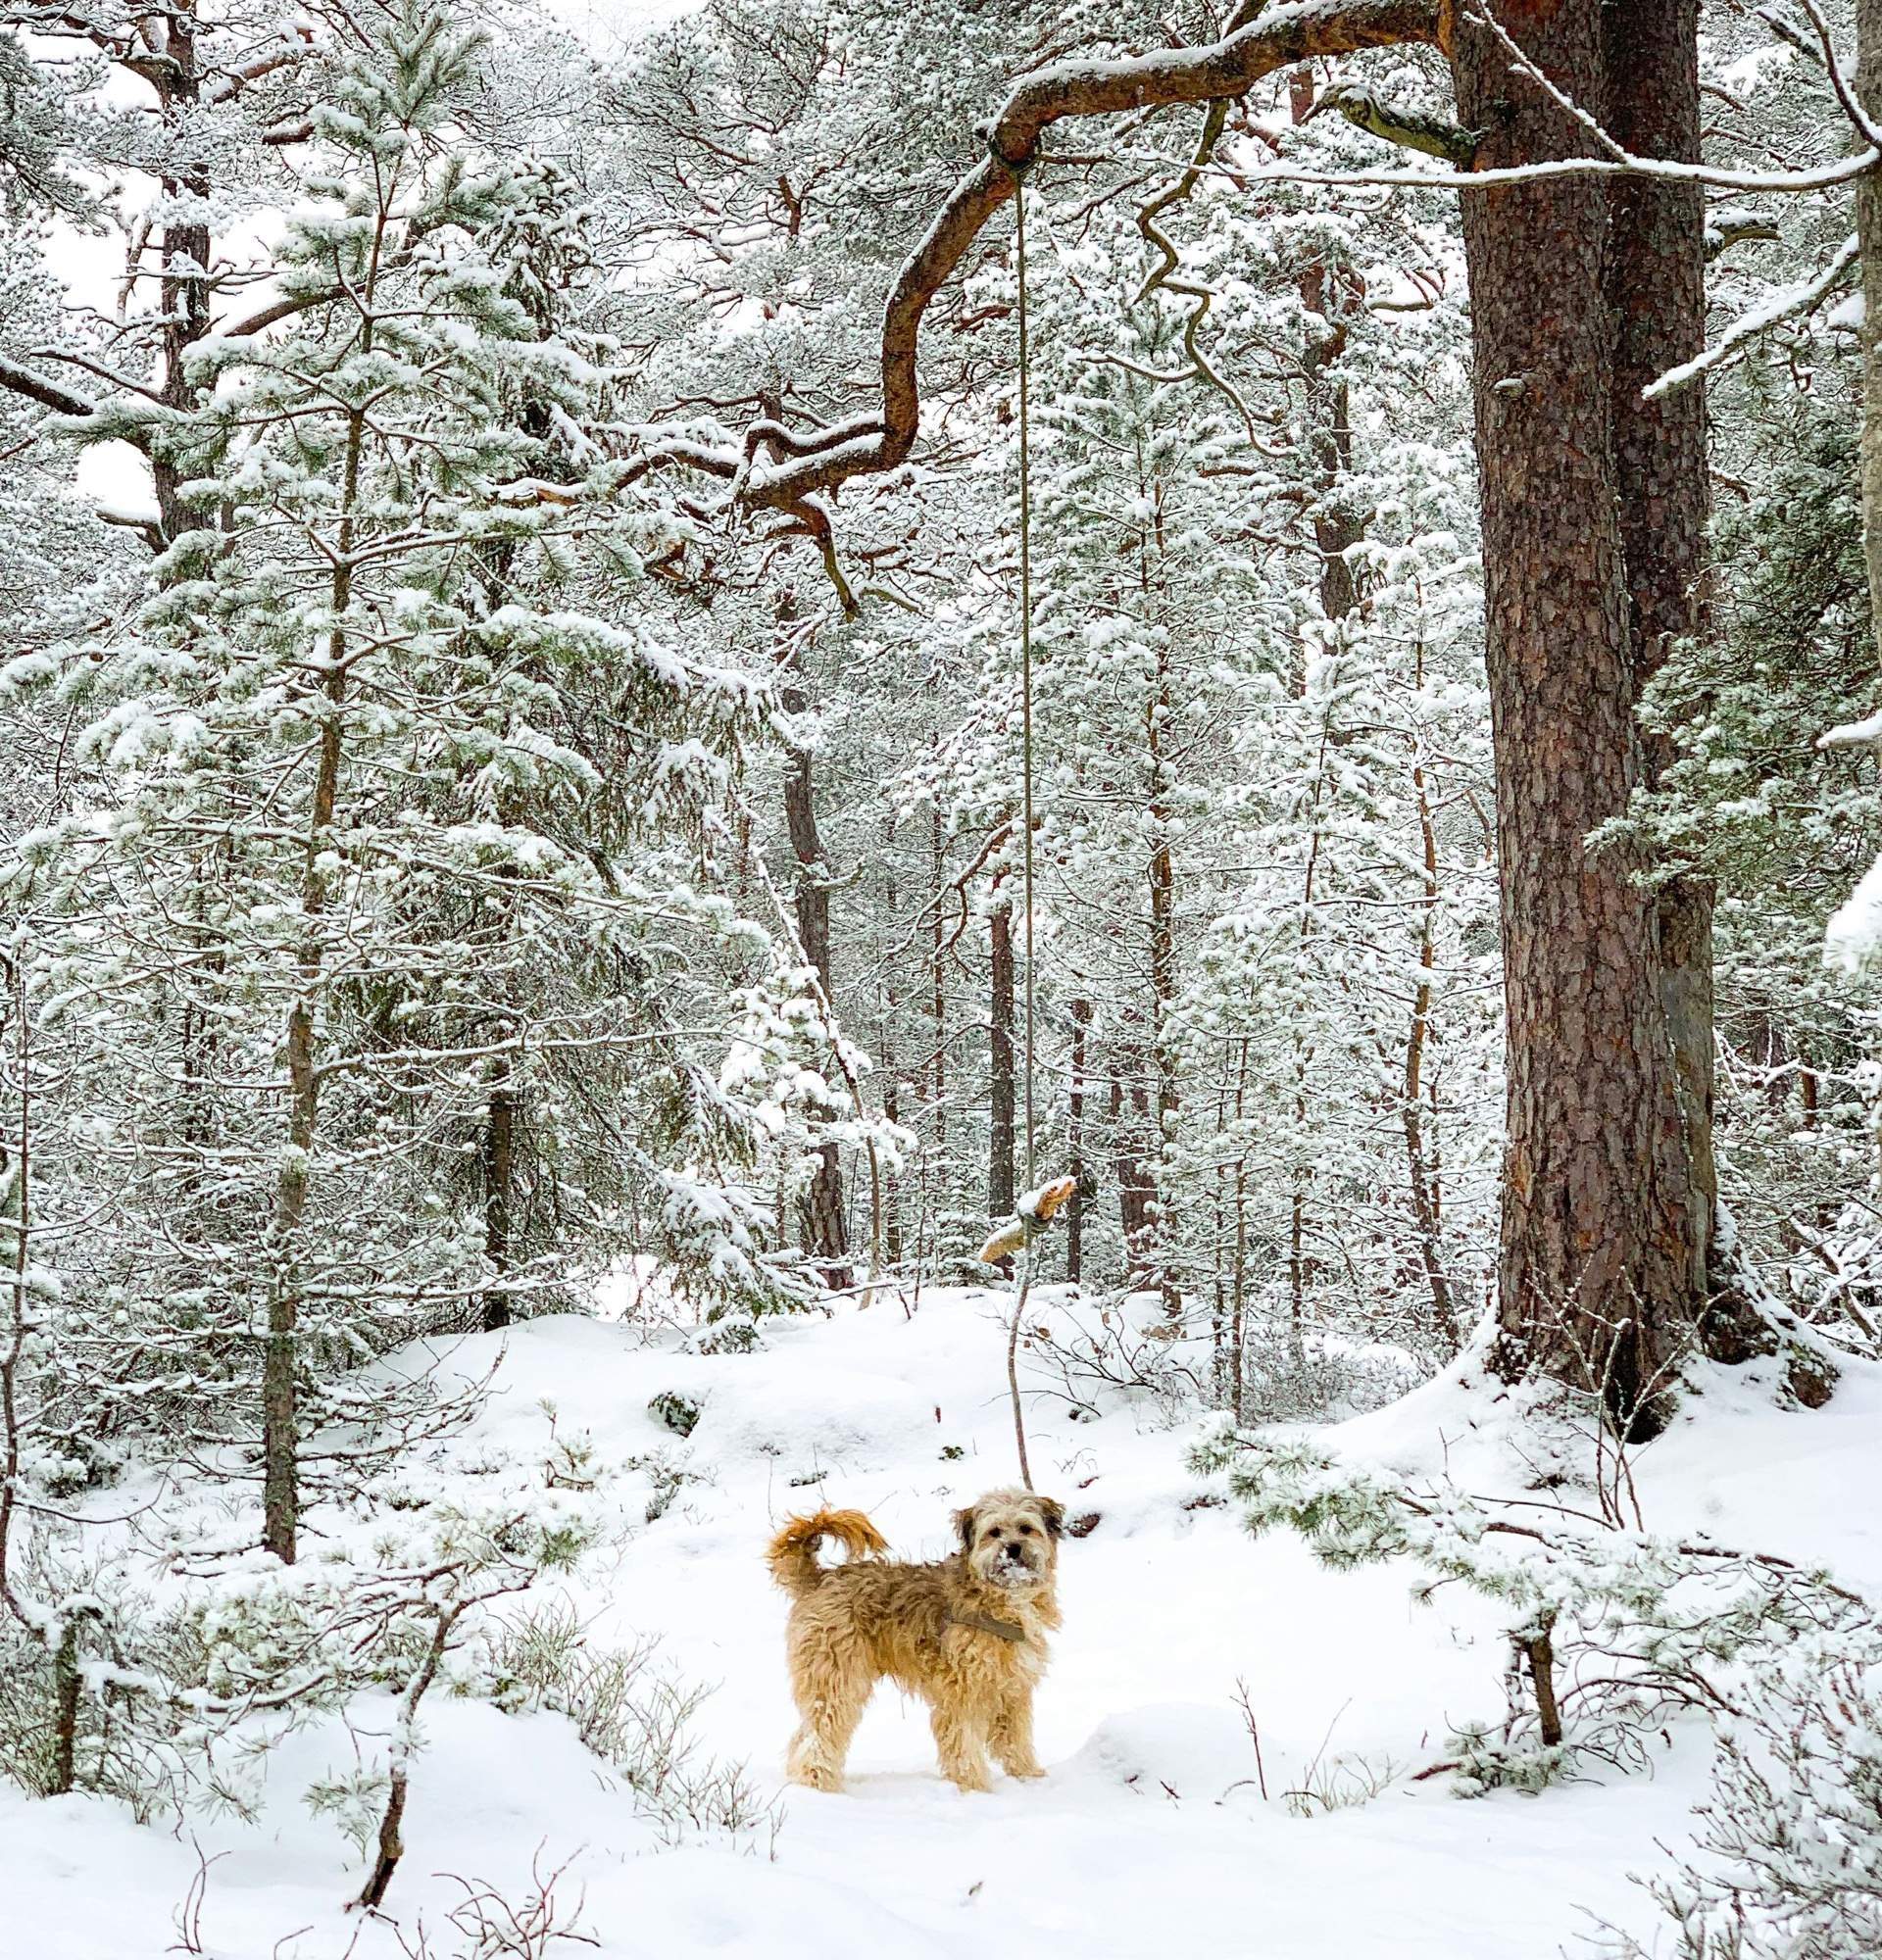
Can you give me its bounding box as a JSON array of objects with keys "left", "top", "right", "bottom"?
[{"left": 767, "top": 1489, "right": 1065, "bottom": 1792}]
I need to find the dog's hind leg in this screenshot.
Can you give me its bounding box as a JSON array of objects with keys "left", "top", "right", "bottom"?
[
  {"left": 929, "top": 1697, "right": 993, "bottom": 1793},
  {"left": 989, "top": 1685, "right": 1045, "bottom": 1780},
  {"left": 784, "top": 1641, "right": 870, "bottom": 1792}
]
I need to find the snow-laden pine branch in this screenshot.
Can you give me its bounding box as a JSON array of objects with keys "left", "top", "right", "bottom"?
[{"left": 1646, "top": 233, "right": 1861, "bottom": 399}]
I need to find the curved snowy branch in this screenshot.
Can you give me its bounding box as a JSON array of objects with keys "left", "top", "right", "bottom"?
[
  {"left": 625, "top": 0, "right": 1446, "bottom": 519},
  {"left": 1644, "top": 232, "right": 1860, "bottom": 399}
]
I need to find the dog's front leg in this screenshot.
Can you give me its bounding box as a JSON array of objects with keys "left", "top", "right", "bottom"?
[
  {"left": 989, "top": 1685, "right": 1045, "bottom": 1780},
  {"left": 930, "top": 1700, "right": 993, "bottom": 1792},
  {"left": 784, "top": 1656, "right": 870, "bottom": 1792}
]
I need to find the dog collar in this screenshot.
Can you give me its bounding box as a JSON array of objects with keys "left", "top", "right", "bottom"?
[{"left": 948, "top": 1609, "right": 1026, "bottom": 1642}]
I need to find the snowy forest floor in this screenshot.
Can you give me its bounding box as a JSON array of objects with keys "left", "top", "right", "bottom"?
[{"left": 9, "top": 1285, "right": 1879, "bottom": 1960}]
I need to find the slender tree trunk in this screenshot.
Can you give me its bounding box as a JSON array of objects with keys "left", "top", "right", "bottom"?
[
  {"left": 1451, "top": 3, "right": 1705, "bottom": 1432},
  {"left": 989, "top": 890, "right": 1016, "bottom": 1223},
  {"left": 266, "top": 415, "right": 359, "bottom": 1565},
  {"left": 263, "top": 204, "right": 393, "bottom": 1561},
  {"left": 481, "top": 1056, "right": 516, "bottom": 1332},
  {"left": 1230, "top": 1036, "right": 1250, "bottom": 1421},
  {"left": 779, "top": 629, "right": 849, "bottom": 1284},
  {"left": 1404, "top": 645, "right": 1459, "bottom": 1351},
  {"left": 1524, "top": 1613, "right": 1563, "bottom": 1750},
  {"left": 883, "top": 1070, "right": 904, "bottom": 1267},
  {"left": 1292, "top": 65, "right": 1362, "bottom": 624},
  {"left": 1114, "top": 1051, "right": 1155, "bottom": 1284},
  {"left": 1066, "top": 998, "right": 1089, "bottom": 1284},
  {"left": 1147, "top": 640, "right": 1179, "bottom": 1322},
  {"left": 930, "top": 805, "right": 949, "bottom": 1156},
  {"left": 50, "top": 1610, "right": 82, "bottom": 1796},
  {"left": 357, "top": 1603, "right": 459, "bottom": 1911},
  {"left": 154, "top": 2, "right": 211, "bottom": 545},
  {"left": 1279, "top": 114, "right": 1363, "bottom": 1351},
  {"left": 882, "top": 864, "right": 904, "bottom": 1268}
]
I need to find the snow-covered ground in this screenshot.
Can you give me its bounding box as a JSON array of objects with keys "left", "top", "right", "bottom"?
[{"left": 8, "top": 1285, "right": 1878, "bottom": 1959}]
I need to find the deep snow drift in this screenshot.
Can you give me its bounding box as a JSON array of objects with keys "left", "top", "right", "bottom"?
[{"left": 8, "top": 1283, "right": 1878, "bottom": 1959}]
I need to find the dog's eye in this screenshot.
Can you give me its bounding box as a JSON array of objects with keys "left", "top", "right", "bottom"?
[
  {"left": 988, "top": 1528, "right": 1004, "bottom": 1540},
  {"left": 1017, "top": 1523, "right": 1034, "bottom": 1536}
]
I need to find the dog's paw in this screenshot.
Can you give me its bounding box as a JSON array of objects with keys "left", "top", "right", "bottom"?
[
  {"left": 789, "top": 1767, "right": 844, "bottom": 1793},
  {"left": 1002, "top": 1763, "right": 1047, "bottom": 1780}
]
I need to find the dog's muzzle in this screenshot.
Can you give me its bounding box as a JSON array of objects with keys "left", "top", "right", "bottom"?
[{"left": 991, "top": 1544, "right": 1039, "bottom": 1585}]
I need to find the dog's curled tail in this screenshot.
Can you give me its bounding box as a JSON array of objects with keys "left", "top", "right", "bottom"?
[{"left": 767, "top": 1508, "right": 888, "bottom": 1596}]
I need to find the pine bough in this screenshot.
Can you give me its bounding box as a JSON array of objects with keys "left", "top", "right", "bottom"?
[{"left": 1192, "top": 1424, "right": 1882, "bottom": 1955}]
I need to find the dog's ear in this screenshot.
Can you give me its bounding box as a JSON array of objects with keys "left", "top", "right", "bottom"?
[
  {"left": 1034, "top": 1495, "right": 1066, "bottom": 1541},
  {"left": 952, "top": 1502, "right": 978, "bottom": 1552}
]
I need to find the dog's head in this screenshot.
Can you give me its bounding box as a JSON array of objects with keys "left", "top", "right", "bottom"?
[{"left": 953, "top": 1488, "right": 1065, "bottom": 1592}]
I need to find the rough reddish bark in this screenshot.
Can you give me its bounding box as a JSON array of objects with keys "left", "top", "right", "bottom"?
[
  {"left": 1603, "top": 0, "right": 1720, "bottom": 1315},
  {"left": 1452, "top": 0, "right": 1706, "bottom": 1428}
]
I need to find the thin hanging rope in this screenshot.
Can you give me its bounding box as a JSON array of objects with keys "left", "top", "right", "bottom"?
[{"left": 1008, "top": 168, "right": 1038, "bottom": 1492}]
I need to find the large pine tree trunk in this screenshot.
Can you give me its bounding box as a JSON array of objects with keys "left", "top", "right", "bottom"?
[
  {"left": 1604, "top": 0, "right": 1718, "bottom": 1306},
  {"left": 1451, "top": 1, "right": 1706, "bottom": 1430}
]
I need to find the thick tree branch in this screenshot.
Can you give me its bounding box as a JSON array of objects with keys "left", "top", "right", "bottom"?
[
  {"left": 1705, "top": 209, "right": 1780, "bottom": 260},
  {"left": 0, "top": 354, "right": 100, "bottom": 422},
  {"left": 217, "top": 287, "right": 338, "bottom": 340},
  {"left": 645, "top": 0, "right": 1444, "bottom": 519},
  {"left": 1307, "top": 80, "right": 1478, "bottom": 166}
]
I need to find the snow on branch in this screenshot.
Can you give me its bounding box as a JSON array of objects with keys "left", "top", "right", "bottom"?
[
  {"left": 1825, "top": 856, "right": 1882, "bottom": 975},
  {"left": 1820, "top": 716, "right": 1882, "bottom": 973},
  {"left": 1644, "top": 232, "right": 1859, "bottom": 399},
  {"left": 621, "top": 0, "right": 1873, "bottom": 611},
  {"left": 0, "top": 354, "right": 97, "bottom": 422},
  {"left": 1818, "top": 708, "right": 1882, "bottom": 750},
  {"left": 1757, "top": 0, "right": 1882, "bottom": 152}
]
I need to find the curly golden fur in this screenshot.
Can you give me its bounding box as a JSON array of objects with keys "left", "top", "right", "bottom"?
[{"left": 767, "top": 1489, "right": 1065, "bottom": 1792}]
